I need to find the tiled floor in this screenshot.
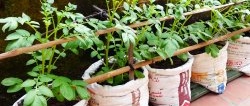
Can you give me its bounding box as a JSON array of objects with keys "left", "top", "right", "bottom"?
[{"left": 191, "top": 75, "right": 250, "bottom": 106}]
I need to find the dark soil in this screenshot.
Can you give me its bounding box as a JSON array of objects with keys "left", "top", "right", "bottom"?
[
  {"left": 244, "top": 32, "right": 250, "bottom": 37},
  {"left": 149, "top": 56, "right": 187, "bottom": 69},
  {"left": 189, "top": 41, "right": 226, "bottom": 55},
  {"left": 48, "top": 99, "right": 79, "bottom": 106}
]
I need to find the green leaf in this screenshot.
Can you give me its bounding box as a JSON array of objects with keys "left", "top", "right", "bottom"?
[
  {"left": 31, "top": 95, "right": 43, "bottom": 106},
  {"left": 52, "top": 87, "right": 65, "bottom": 102},
  {"left": 47, "top": 74, "right": 58, "bottom": 79},
  {"left": 5, "top": 29, "right": 35, "bottom": 51},
  {"left": 135, "top": 70, "right": 145, "bottom": 78},
  {"left": 113, "top": 75, "right": 124, "bottom": 85},
  {"left": 2, "top": 22, "right": 10, "bottom": 32},
  {"left": 63, "top": 40, "right": 79, "bottom": 50},
  {"left": 39, "top": 75, "right": 53, "bottom": 83},
  {"left": 24, "top": 87, "right": 32, "bottom": 92},
  {"left": 156, "top": 49, "right": 168, "bottom": 59},
  {"left": 38, "top": 95, "right": 47, "bottom": 106},
  {"left": 107, "top": 77, "right": 113, "bottom": 84},
  {"left": 196, "top": 32, "right": 207, "bottom": 41},
  {"left": 38, "top": 85, "right": 54, "bottom": 97},
  {"left": 123, "top": 2, "right": 130, "bottom": 10},
  {"left": 26, "top": 59, "right": 36, "bottom": 65},
  {"left": 22, "top": 13, "right": 31, "bottom": 22},
  {"left": 177, "top": 53, "right": 188, "bottom": 62},
  {"left": 0, "top": 17, "right": 18, "bottom": 32},
  {"left": 21, "top": 79, "right": 36, "bottom": 87},
  {"left": 58, "top": 76, "right": 71, "bottom": 83},
  {"left": 231, "top": 34, "right": 241, "bottom": 41},
  {"left": 210, "top": 45, "right": 219, "bottom": 58},
  {"left": 31, "top": 65, "right": 42, "bottom": 72},
  {"left": 75, "top": 24, "right": 91, "bottom": 35},
  {"left": 5, "top": 32, "right": 22, "bottom": 40},
  {"left": 63, "top": 28, "right": 69, "bottom": 35},
  {"left": 141, "top": 50, "right": 152, "bottom": 59},
  {"left": 133, "top": 51, "right": 142, "bottom": 60},
  {"left": 76, "top": 86, "right": 90, "bottom": 99},
  {"left": 1, "top": 77, "right": 23, "bottom": 86},
  {"left": 47, "top": 0, "right": 54, "bottom": 4},
  {"left": 165, "top": 39, "right": 178, "bottom": 57},
  {"left": 72, "top": 80, "right": 87, "bottom": 87},
  {"left": 7, "top": 84, "right": 22, "bottom": 93},
  {"left": 90, "top": 51, "right": 98, "bottom": 58},
  {"left": 60, "top": 83, "right": 75, "bottom": 101},
  {"left": 27, "top": 71, "right": 39, "bottom": 77},
  {"left": 16, "top": 29, "right": 30, "bottom": 37},
  {"left": 172, "top": 34, "right": 184, "bottom": 44},
  {"left": 52, "top": 79, "right": 63, "bottom": 88},
  {"left": 206, "top": 44, "right": 220, "bottom": 58},
  {"left": 122, "top": 33, "right": 129, "bottom": 44},
  {"left": 23, "top": 89, "right": 36, "bottom": 106},
  {"left": 190, "top": 34, "right": 198, "bottom": 43}
]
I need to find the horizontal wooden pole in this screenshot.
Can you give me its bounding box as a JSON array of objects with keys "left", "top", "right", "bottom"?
[
  {"left": 85, "top": 26, "right": 250, "bottom": 84},
  {"left": 0, "top": 1, "right": 246, "bottom": 60}
]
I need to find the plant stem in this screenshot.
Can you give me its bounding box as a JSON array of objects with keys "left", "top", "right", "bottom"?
[
  {"left": 52, "top": 49, "right": 66, "bottom": 69},
  {"left": 105, "top": 33, "right": 112, "bottom": 66},
  {"left": 171, "top": 18, "right": 180, "bottom": 31},
  {"left": 178, "top": 15, "right": 192, "bottom": 33}
]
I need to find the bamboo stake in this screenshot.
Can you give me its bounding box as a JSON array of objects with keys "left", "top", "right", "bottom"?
[
  {"left": 0, "top": 1, "right": 246, "bottom": 60},
  {"left": 128, "top": 43, "right": 134, "bottom": 80},
  {"left": 85, "top": 26, "right": 250, "bottom": 84},
  {"left": 0, "top": 37, "right": 76, "bottom": 60}
]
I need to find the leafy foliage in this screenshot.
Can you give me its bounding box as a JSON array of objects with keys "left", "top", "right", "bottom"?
[
  {"left": 0, "top": 0, "right": 92, "bottom": 106},
  {"left": 1, "top": 0, "right": 250, "bottom": 105}
]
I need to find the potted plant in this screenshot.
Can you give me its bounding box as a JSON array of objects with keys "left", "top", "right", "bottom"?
[
  {"left": 188, "top": 4, "right": 249, "bottom": 93},
  {"left": 227, "top": 1, "right": 250, "bottom": 75},
  {"left": 82, "top": 1, "right": 150, "bottom": 106},
  {"left": 131, "top": 1, "right": 197, "bottom": 105},
  {"left": 138, "top": 26, "right": 194, "bottom": 106},
  {"left": 0, "top": 0, "right": 95, "bottom": 105}
]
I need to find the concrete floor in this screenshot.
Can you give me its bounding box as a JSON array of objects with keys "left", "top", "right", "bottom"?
[{"left": 191, "top": 75, "right": 250, "bottom": 106}]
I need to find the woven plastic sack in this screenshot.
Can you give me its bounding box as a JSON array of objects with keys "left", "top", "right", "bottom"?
[
  {"left": 82, "top": 59, "right": 149, "bottom": 106},
  {"left": 191, "top": 42, "right": 228, "bottom": 93},
  {"left": 227, "top": 37, "right": 250, "bottom": 76},
  {"left": 145, "top": 56, "right": 194, "bottom": 106}
]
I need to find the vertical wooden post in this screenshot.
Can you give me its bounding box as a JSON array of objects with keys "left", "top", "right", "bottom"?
[{"left": 128, "top": 43, "right": 134, "bottom": 80}]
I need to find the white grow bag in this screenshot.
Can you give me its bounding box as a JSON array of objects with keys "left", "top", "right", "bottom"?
[
  {"left": 227, "top": 37, "right": 250, "bottom": 76},
  {"left": 145, "top": 56, "right": 194, "bottom": 106},
  {"left": 191, "top": 42, "right": 228, "bottom": 93},
  {"left": 82, "top": 59, "right": 149, "bottom": 106}
]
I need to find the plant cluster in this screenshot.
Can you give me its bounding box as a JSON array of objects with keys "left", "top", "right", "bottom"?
[{"left": 0, "top": 0, "right": 96, "bottom": 105}]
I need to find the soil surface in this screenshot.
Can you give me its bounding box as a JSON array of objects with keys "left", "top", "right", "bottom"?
[
  {"left": 150, "top": 56, "right": 187, "bottom": 69},
  {"left": 189, "top": 41, "right": 226, "bottom": 55}
]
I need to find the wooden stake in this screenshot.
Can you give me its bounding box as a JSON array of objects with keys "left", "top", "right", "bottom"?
[
  {"left": 128, "top": 43, "right": 134, "bottom": 80},
  {"left": 85, "top": 26, "right": 250, "bottom": 84},
  {"left": 0, "top": 1, "right": 246, "bottom": 60}
]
